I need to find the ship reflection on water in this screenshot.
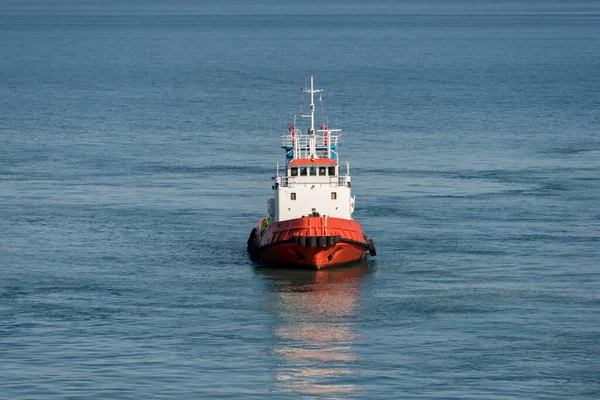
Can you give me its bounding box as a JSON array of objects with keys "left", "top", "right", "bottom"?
[{"left": 256, "top": 261, "right": 370, "bottom": 397}]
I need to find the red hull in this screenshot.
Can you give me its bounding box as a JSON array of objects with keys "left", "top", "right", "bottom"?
[{"left": 248, "top": 216, "right": 374, "bottom": 269}]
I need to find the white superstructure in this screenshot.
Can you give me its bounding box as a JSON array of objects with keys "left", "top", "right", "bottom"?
[{"left": 268, "top": 75, "right": 355, "bottom": 222}]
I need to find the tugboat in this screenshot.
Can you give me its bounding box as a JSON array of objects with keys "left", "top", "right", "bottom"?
[{"left": 247, "top": 75, "right": 376, "bottom": 269}]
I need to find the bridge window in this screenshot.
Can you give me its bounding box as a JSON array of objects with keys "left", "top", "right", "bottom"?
[
  {"left": 300, "top": 167, "right": 307, "bottom": 176},
  {"left": 290, "top": 167, "right": 298, "bottom": 176},
  {"left": 328, "top": 167, "right": 336, "bottom": 176},
  {"left": 319, "top": 167, "right": 326, "bottom": 176},
  {"left": 309, "top": 167, "right": 317, "bottom": 176}
]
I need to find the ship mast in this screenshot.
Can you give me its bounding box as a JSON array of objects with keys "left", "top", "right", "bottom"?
[{"left": 301, "top": 74, "right": 322, "bottom": 159}]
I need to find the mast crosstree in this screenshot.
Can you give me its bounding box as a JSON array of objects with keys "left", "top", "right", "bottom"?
[
  {"left": 300, "top": 74, "right": 322, "bottom": 159},
  {"left": 284, "top": 74, "right": 341, "bottom": 163}
]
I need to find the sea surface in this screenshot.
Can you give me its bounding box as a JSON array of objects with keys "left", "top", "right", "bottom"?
[{"left": 1, "top": 1, "right": 599, "bottom": 398}]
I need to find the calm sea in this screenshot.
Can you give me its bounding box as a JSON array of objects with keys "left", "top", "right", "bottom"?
[{"left": 1, "top": 1, "right": 599, "bottom": 398}]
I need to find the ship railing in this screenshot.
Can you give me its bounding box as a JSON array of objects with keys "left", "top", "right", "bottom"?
[
  {"left": 317, "top": 134, "right": 340, "bottom": 148},
  {"left": 279, "top": 176, "right": 350, "bottom": 188},
  {"left": 281, "top": 133, "right": 340, "bottom": 162},
  {"left": 280, "top": 133, "right": 340, "bottom": 149},
  {"left": 320, "top": 149, "right": 338, "bottom": 161},
  {"left": 289, "top": 148, "right": 339, "bottom": 162},
  {"left": 338, "top": 160, "right": 351, "bottom": 187},
  {"left": 292, "top": 146, "right": 311, "bottom": 160},
  {"left": 337, "top": 175, "right": 350, "bottom": 187}
]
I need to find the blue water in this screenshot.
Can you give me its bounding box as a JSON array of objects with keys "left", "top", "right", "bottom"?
[{"left": 1, "top": 1, "right": 599, "bottom": 398}]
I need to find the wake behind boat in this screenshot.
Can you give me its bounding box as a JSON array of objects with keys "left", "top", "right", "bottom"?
[{"left": 247, "top": 75, "right": 375, "bottom": 269}]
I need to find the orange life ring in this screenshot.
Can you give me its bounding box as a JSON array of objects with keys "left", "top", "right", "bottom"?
[{"left": 320, "top": 125, "right": 329, "bottom": 146}]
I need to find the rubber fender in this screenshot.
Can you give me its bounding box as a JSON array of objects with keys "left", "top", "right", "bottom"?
[
  {"left": 250, "top": 248, "right": 261, "bottom": 262},
  {"left": 298, "top": 236, "right": 306, "bottom": 247},
  {"left": 307, "top": 236, "right": 317, "bottom": 248},
  {"left": 247, "top": 228, "right": 261, "bottom": 262},
  {"left": 368, "top": 238, "right": 377, "bottom": 257},
  {"left": 317, "top": 236, "right": 328, "bottom": 248},
  {"left": 294, "top": 236, "right": 308, "bottom": 246},
  {"left": 327, "top": 236, "right": 336, "bottom": 246},
  {"left": 247, "top": 228, "right": 258, "bottom": 253}
]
